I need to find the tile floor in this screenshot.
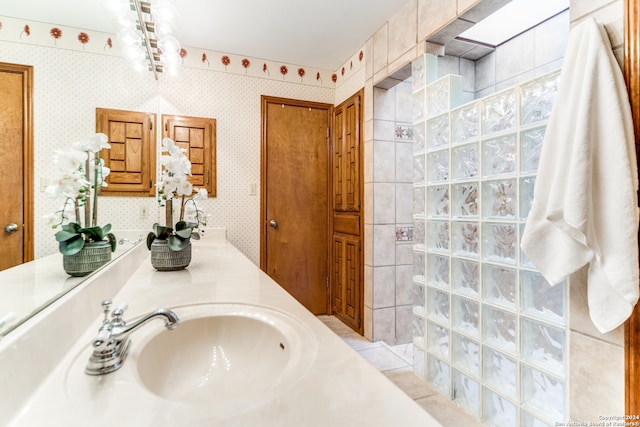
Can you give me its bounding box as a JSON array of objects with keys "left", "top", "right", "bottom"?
[{"left": 318, "top": 315, "right": 483, "bottom": 427}]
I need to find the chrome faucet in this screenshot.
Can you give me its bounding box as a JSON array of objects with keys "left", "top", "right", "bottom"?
[{"left": 85, "top": 300, "right": 179, "bottom": 375}]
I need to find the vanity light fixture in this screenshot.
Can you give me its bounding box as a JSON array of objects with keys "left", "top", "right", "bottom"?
[{"left": 104, "top": 0, "right": 181, "bottom": 80}]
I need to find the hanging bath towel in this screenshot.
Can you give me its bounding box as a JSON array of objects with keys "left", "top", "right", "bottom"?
[{"left": 520, "top": 17, "right": 639, "bottom": 334}]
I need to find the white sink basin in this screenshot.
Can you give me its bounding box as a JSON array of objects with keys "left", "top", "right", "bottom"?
[
  {"left": 137, "top": 305, "right": 312, "bottom": 405},
  {"left": 65, "top": 304, "right": 317, "bottom": 415}
]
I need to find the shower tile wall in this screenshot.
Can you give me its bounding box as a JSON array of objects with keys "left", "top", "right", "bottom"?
[
  {"left": 369, "top": 81, "right": 415, "bottom": 344},
  {"left": 411, "top": 54, "right": 567, "bottom": 426}
]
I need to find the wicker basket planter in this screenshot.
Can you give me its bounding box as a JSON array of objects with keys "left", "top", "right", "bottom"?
[
  {"left": 150, "top": 239, "right": 191, "bottom": 271},
  {"left": 63, "top": 241, "right": 112, "bottom": 277}
]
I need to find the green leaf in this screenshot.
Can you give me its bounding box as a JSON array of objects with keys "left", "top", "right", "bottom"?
[
  {"left": 105, "top": 233, "right": 117, "bottom": 252},
  {"left": 152, "top": 223, "right": 173, "bottom": 240},
  {"left": 168, "top": 235, "right": 188, "bottom": 251},
  {"left": 55, "top": 229, "right": 80, "bottom": 242},
  {"left": 175, "top": 228, "right": 192, "bottom": 239},
  {"left": 102, "top": 224, "right": 112, "bottom": 235},
  {"left": 80, "top": 226, "right": 105, "bottom": 242},
  {"left": 175, "top": 221, "right": 188, "bottom": 231},
  {"left": 61, "top": 222, "right": 82, "bottom": 233},
  {"left": 146, "top": 232, "right": 156, "bottom": 250},
  {"left": 59, "top": 234, "right": 85, "bottom": 255}
]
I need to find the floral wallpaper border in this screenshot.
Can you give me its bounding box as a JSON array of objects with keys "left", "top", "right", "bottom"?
[{"left": 0, "top": 16, "right": 365, "bottom": 90}]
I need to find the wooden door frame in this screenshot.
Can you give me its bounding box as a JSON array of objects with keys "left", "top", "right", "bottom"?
[
  {"left": 0, "top": 62, "right": 34, "bottom": 263},
  {"left": 259, "top": 96, "right": 334, "bottom": 313},
  {"left": 624, "top": 0, "right": 640, "bottom": 415}
]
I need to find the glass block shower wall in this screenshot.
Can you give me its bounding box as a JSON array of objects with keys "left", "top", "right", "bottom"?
[{"left": 411, "top": 55, "right": 567, "bottom": 427}]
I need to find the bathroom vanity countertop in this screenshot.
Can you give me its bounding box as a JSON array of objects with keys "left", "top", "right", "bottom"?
[{"left": 4, "top": 239, "right": 443, "bottom": 427}]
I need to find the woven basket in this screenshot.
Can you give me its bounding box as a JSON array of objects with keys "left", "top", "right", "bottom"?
[
  {"left": 150, "top": 239, "right": 191, "bottom": 271},
  {"left": 63, "top": 241, "right": 112, "bottom": 277}
]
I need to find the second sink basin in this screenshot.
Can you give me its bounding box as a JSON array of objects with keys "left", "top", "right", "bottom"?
[{"left": 135, "top": 303, "right": 317, "bottom": 408}]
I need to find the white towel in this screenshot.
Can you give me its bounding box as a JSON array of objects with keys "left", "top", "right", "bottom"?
[{"left": 521, "top": 17, "right": 639, "bottom": 334}]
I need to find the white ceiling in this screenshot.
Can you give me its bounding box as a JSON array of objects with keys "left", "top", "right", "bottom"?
[{"left": 0, "top": 0, "right": 412, "bottom": 70}]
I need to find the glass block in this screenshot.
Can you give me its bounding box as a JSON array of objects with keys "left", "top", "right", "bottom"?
[
  {"left": 452, "top": 143, "right": 479, "bottom": 180},
  {"left": 427, "top": 321, "right": 450, "bottom": 358},
  {"left": 482, "top": 89, "right": 516, "bottom": 136},
  {"left": 451, "top": 258, "right": 479, "bottom": 297},
  {"left": 413, "top": 251, "right": 425, "bottom": 282},
  {"left": 413, "top": 219, "right": 425, "bottom": 248},
  {"left": 413, "top": 89, "right": 426, "bottom": 122},
  {"left": 451, "top": 103, "right": 479, "bottom": 144},
  {"left": 483, "top": 346, "right": 517, "bottom": 396},
  {"left": 412, "top": 311, "right": 426, "bottom": 340},
  {"left": 521, "top": 364, "right": 565, "bottom": 421},
  {"left": 413, "top": 122, "right": 426, "bottom": 153},
  {"left": 483, "top": 223, "right": 517, "bottom": 264},
  {"left": 412, "top": 56, "right": 426, "bottom": 92},
  {"left": 482, "top": 134, "right": 516, "bottom": 177},
  {"left": 520, "top": 271, "right": 566, "bottom": 325},
  {"left": 520, "top": 70, "right": 560, "bottom": 127},
  {"left": 426, "top": 114, "right": 449, "bottom": 150},
  {"left": 428, "top": 287, "right": 450, "bottom": 324},
  {"left": 451, "top": 182, "right": 479, "bottom": 218},
  {"left": 452, "top": 369, "right": 480, "bottom": 417},
  {"left": 427, "top": 76, "right": 456, "bottom": 118},
  {"left": 484, "top": 306, "right": 517, "bottom": 354},
  {"left": 452, "top": 333, "right": 480, "bottom": 377},
  {"left": 483, "top": 264, "right": 517, "bottom": 310},
  {"left": 427, "top": 253, "right": 449, "bottom": 288},
  {"left": 482, "top": 179, "right": 516, "bottom": 219},
  {"left": 413, "top": 187, "right": 426, "bottom": 216},
  {"left": 452, "top": 221, "right": 480, "bottom": 258},
  {"left": 427, "top": 354, "right": 451, "bottom": 395},
  {"left": 426, "top": 220, "right": 449, "bottom": 253},
  {"left": 452, "top": 295, "right": 480, "bottom": 337},
  {"left": 521, "top": 410, "right": 553, "bottom": 427},
  {"left": 521, "top": 126, "right": 546, "bottom": 172},
  {"left": 520, "top": 224, "right": 536, "bottom": 269},
  {"left": 427, "top": 185, "right": 449, "bottom": 217},
  {"left": 412, "top": 281, "right": 426, "bottom": 312},
  {"left": 413, "top": 345, "right": 426, "bottom": 379},
  {"left": 483, "top": 388, "right": 517, "bottom": 427},
  {"left": 414, "top": 155, "right": 425, "bottom": 183},
  {"left": 521, "top": 318, "right": 565, "bottom": 376},
  {"left": 520, "top": 176, "right": 536, "bottom": 220},
  {"left": 427, "top": 150, "right": 449, "bottom": 182}
]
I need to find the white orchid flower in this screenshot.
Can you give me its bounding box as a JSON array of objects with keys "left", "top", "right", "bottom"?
[
  {"left": 73, "top": 132, "right": 110, "bottom": 153},
  {"left": 192, "top": 188, "right": 208, "bottom": 201},
  {"left": 53, "top": 148, "right": 87, "bottom": 173},
  {"left": 175, "top": 176, "right": 193, "bottom": 196},
  {"left": 162, "top": 137, "right": 176, "bottom": 152}
]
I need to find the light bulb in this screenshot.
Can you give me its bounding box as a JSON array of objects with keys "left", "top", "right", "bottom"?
[
  {"left": 158, "top": 35, "right": 180, "bottom": 55},
  {"left": 117, "top": 28, "right": 142, "bottom": 47}
]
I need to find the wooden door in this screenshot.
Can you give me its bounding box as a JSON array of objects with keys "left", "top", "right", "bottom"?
[
  {"left": 0, "top": 63, "right": 33, "bottom": 271},
  {"left": 331, "top": 90, "right": 364, "bottom": 333},
  {"left": 163, "top": 115, "right": 217, "bottom": 197},
  {"left": 261, "top": 97, "right": 332, "bottom": 315}
]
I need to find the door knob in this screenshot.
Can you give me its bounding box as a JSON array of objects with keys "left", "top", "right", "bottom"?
[
  {"left": 4, "top": 223, "right": 18, "bottom": 234},
  {"left": 269, "top": 220, "right": 278, "bottom": 228}
]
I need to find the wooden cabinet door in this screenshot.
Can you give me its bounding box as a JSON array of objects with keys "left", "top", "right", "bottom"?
[
  {"left": 331, "top": 90, "right": 363, "bottom": 333},
  {"left": 332, "top": 233, "right": 361, "bottom": 328},
  {"left": 162, "top": 115, "right": 217, "bottom": 197},
  {"left": 96, "top": 108, "right": 156, "bottom": 196}
]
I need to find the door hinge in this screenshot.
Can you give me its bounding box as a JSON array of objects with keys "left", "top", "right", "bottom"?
[
  {"left": 206, "top": 168, "right": 209, "bottom": 184},
  {"left": 149, "top": 179, "right": 153, "bottom": 187},
  {"left": 326, "top": 276, "right": 329, "bottom": 288},
  {"left": 327, "top": 127, "right": 329, "bottom": 139},
  {"left": 150, "top": 121, "right": 153, "bottom": 130},
  {"left": 165, "top": 123, "right": 168, "bottom": 131},
  {"left": 358, "top": 240, "right": 362, "bottom": 251}
]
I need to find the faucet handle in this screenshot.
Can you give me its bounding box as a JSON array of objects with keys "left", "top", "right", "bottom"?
[
  {"left": 111, "top": 303, "right": 128, "bottom": 327},
  {"left": 101, "top": 300, "right": 112, "bottom": 324}
]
